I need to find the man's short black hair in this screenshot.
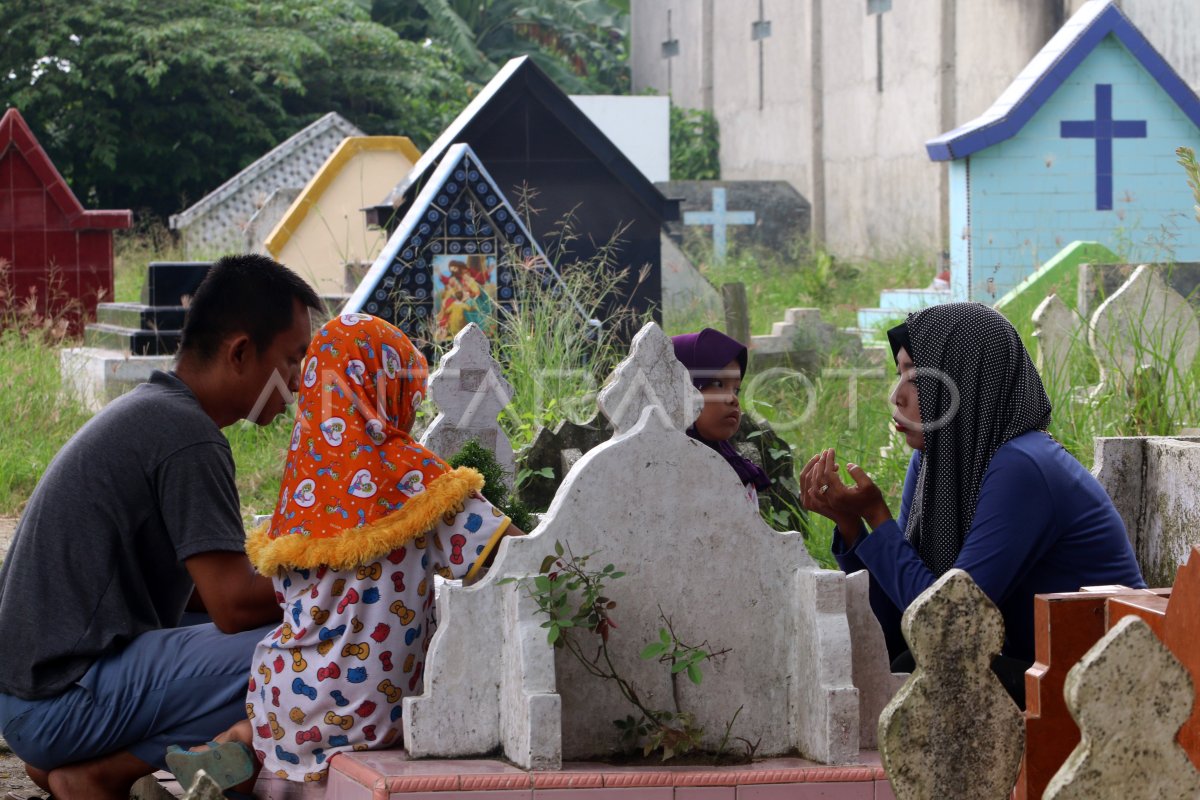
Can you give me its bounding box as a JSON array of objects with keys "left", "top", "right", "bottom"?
[{"left": 179, "top": 254, "right": 322, "bottom": 362}]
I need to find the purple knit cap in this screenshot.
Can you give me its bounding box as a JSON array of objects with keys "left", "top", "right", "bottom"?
[{"left": 671, "top": 328, "right": 748, "bottom": 390}]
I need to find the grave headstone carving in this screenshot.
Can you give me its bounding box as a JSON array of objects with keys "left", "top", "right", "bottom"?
[
  {"left": 1043, "top": 616, "right": 1200, "bottom": 800},
  {"left": 879, "top": 569, "right": 1024, "bottom": 800},
  {"left": 1016, "top": 586, "right": 1167, "bottom": 800},
  {"left": 419, "top": 322, "right": 514, "bottom": 487},
  {"left": 1079, "top": 261, "right": 1200, "bottom": 321},
  {"left": 366, "top": 57, "right": 678, "bottom": 334},
  {"left": 403, "top": 322, "right": 860, "bottom": 768},
  {"left": 845, "top": 570, "right": 907, "bottom": 749},
  {"left": 1032, "top": 293, "right": 1084, "bottom": 385},
  {"left": 1088, "top": 265, "right": 1200, "bottom": 416},
  {"left": 0, "top": 108, "right": 131, "bottom": 331}
]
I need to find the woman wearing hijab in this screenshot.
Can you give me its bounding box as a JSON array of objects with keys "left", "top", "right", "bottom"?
[
  {"left": 800, "top": 303, "right": 1144, "bottom": 706},
  {"left": 671, "top": 329, "right": 772, "bottom": 505}
]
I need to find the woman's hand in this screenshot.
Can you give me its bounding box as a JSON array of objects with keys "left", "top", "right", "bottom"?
[{"left": 801, "top": 449, "right": 894, "bottom": 545}]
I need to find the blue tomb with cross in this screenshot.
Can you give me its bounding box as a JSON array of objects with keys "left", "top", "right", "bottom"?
[{"left": 925, "top": 0, "right": 1200, "bottom": 303}]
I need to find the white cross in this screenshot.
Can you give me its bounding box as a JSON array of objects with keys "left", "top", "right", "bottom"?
[{"left": 683, "top": 188, "right": 756, "bottom": 262}]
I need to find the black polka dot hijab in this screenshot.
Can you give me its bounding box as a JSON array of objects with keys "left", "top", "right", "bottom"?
[{"left": 887, "top": 303, "right": 1052, "bottom": 576}]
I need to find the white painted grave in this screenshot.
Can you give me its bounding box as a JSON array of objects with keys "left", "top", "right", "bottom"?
[
  {"left": 404, "top": 322, "right": 862, "bottom": 768},
  {"left": 419, "top": 323, "right": 515, "bottom": 486}
]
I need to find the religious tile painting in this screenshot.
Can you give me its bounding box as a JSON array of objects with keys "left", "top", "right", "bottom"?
[{"left": 344, "top": 143, "right": 548, "bottom": 346}]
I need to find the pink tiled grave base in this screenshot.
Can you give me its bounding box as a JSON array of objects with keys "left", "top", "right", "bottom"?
[{"left": 320, "top": 750, "right": 893, "bottom": 800}]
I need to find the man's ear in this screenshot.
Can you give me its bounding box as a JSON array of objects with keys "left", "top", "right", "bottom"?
[{"left": 226, "top": 333, "right": 253, "bottom": 373}]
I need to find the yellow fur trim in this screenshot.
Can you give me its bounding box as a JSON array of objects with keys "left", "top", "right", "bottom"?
[{"left": 245, "top": 467, "right": 485, "bottom": 574}]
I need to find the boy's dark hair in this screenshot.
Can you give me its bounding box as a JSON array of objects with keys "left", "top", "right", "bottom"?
[{"left": 179, "top": 254, "right": 322, "bottom": 362}]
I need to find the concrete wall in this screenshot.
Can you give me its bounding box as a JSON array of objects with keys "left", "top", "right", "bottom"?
[
  {"left": 961, "top": 37, "right": 1200, "bottom": 302},
  {"left": 629, "top": 0, "right": 712, "bottom": 112},
  {"left": 1069, "top": 0, "right": 1200, "bottom": 91}
]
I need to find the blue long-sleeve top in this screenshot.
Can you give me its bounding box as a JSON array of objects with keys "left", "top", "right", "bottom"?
[{"left": 833, "top": 430, "right": 1146, "bottom": 662}]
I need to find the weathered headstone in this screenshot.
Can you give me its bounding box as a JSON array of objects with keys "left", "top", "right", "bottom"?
[
  {"left": 879, "top": 569, "right": 1024, "bottom": 800},
  {"left": 1080, "top": 261, "right": 1200, "bottom": 321},
  {"left": 1043, "top": 616, "right": 1200, "bottom": 800},
  {"left": 0, "top": 108, "right": 131, "bottom": 331},
  {"left": 514, "top": 415, "right": 613, "bottom": 512},
  {"left": 845, "top": 571, "right": 907, "bottom": 749},
  {"left": 660, "top": 180, "right": 812, "bottom": 260},
  {"left": 1032, "top": 293, "right": 1084, "bottom": 385},
  {"left": 1101, "top": 546, "right": 1200, "bottom": 767},
  {"left": 403, "top": 322, "right": 860, "bottom": 767},
  {"left": 1088, "top": 265, "right": 1200, "bottom": 417},
  {"left": 419, "top": 322, "right": 514, "bottom": 486},
  {"left": 1016, "top": 586, "right": 1167, "bottom": 800},
  {"left": 681, "top": 187, "right": 755, "bottom": 263},
  {"left": 1093, "top": 435, "right": 1200, "bottom": 587},
  {"left": 750, "top": 307, "right": 876, "bottom": 373}
]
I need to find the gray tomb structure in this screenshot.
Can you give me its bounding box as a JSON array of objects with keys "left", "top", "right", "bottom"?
[
  {"left": 659, "top": 180, "right": 812, "bottom": 259},
  {"left": 365, "top": 57, "right": 678, "bottom": 334}
]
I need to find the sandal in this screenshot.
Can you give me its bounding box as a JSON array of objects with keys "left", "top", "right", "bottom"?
[{"left": 165, "top": 741, "right": 255, "bottom": 793}]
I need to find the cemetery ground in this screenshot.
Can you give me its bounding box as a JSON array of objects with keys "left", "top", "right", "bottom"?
[{"left": 4, "top": 226, "right": 1200, "bottom": 574}]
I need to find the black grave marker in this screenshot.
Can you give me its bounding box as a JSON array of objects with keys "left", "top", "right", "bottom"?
[{"left": 364, "top": 57, "right": 678, "bottom": 335}]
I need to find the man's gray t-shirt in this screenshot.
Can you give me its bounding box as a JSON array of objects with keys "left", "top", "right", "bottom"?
[{"left": 0, "top": 371, "right": 248, "bottom": 699}]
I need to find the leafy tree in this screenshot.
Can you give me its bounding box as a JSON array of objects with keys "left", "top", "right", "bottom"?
[
  {"left": 0, "top": 0, "right": 474, "bottom": 219},
  {"left": 371, "top": 0, "right": 629, "bottom": 94},
  {"left": 670, "top": 103, "right": 720, "bottom": 180}
]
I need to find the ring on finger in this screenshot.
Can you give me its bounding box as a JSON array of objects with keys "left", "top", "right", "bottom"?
[{"left": 819, "top": 484, "right": 830, "bottom": 494}]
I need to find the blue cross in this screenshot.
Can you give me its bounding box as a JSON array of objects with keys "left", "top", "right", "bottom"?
[
  {"left": 683, "top": 188, "right": 756, "bottom": 262},
  {"left": 1060, "top": 83, "right": 1147, "bottom": 211}
]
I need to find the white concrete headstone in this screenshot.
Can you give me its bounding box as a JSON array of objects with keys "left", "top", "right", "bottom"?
[
  {"left": 878, "top": 569, "right": 1024, "bottom": 800},
  {"left": 1088, "top": 265, "right": 1200, "bottom": 415},
  {"left": 419, "top": 323, "right": 514, "bottom": 485},
  {"left": 1044, "top": 616, "right": 1200, "bottom": 800},
  {"left": 596, "top": 322, "right": 703, "bottom": 435},
  {"left": 404, "top": 322, "right": 860, "bottom": 768},
  {"left": 1032, "top": 293, "right": 1084, "bottom": 385},
  {"left": 845, "top": 570, "right": 907, "bottom": 749}
]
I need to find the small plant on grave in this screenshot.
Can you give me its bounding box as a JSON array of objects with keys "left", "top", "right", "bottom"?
[
  {"left": 448, "top": 438, "right": 534, "bottom": 532},
  {"left": 500, "top": 541, "right": 745, "bottom": 762}
]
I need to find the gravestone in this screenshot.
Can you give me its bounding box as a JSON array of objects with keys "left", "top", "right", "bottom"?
[
  {"left": 1080, "top": 261, "right": 1200, "bottom": 320},
  {"left": 1100, "top": 546, "right": 1200, "bottom": 768},
  {"left": 365, "top": 57, "right": 678, "bottom": 333},
  {"left": 403, "top": 322, "right": 861, "bottom": 767},
  {"left": 659, "top": 180, "right": 812, "bottom": 261},
  {"left": 345, "top": 144, "right": 566, "bottom": 350},
  {"left": 1032, "top": 293, "right": 1084, "bottom": 385},
  {"left": 0, "top": 108, "right": 131, "bottom": 331},
  {"left": 418, "top": 322, "right": 515, "bottom": 487},
  {"left": 926, "top": 1, "right": 1200, "bottom": 303},
  {"left": 845, "top": 571, "right": 907, "bottom": 749},
  {"left": 1088, "top": 265, "right": 1200, "bottom": 416},
  {"left": 170, "top": 112, "right": 363, "bottom": 257},
  {"left": 1016, "top": 586, "right": 1167, "bottom": 800},
  {"left": 1043, "top": 617, "right": 1200, "bottom": 799},
  {"left": 514, "top": 415, "right": 613, "bottom": 513},
  {"left": 265, "top": 136, "right": 421, "bottom": 296},
  {"left": 1093, "top": 435, "right": 1200, "bottom": 589},
  {"left": 750, "top": 307, "right": 877, "bottom": 373},
  {"left": 878, "top": 570, "right": 1024, "bottom": 800}
]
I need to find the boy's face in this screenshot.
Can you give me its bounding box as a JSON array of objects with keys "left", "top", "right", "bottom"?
[{"left": 242, "top": 299, "right": 313, "bottom": 425}]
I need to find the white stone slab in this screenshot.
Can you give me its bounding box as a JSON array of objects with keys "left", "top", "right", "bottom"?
[
  {"left": 1044, "top": 616, "right": 1200, "bottom": 800},
  {"left": 845, "top": 570, "right": 907, "bottom": 749},
  {"left": 59, "top": 346, "right": 173, "bottom": 413},
  {"left": 419, "top": 323, "right": 514, "bottom": 484},
  {"left": 405, "top": 322, "right": 859, "bottom": 767},
  {"left": 596, "top": 322, "right": 703, "bottom": 436},
  {"left": 879, "top": 569, "right": 1024, "bottom": 800}
]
